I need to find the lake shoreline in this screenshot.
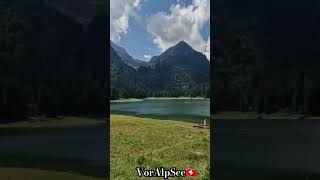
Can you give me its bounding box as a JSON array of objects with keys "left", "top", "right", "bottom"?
[
  {"left": 110, "top": 96, "right": 209, "bottom": 103},
  {"left": 0, "top": 116, "right": 106, "bottom": 137},
  {"left": 0, "top": 116, "right": 105, "bottom": 129},
  {"left": 213, "top": 111, "right": 320, "bottom": 120}
]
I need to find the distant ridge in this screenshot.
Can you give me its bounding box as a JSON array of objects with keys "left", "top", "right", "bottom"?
[
  {"left": 110, "top": 40, "right": 210, "bottom": 99},
  {"left": 110, "top": 41, "right": 147, "bottom": 69}
]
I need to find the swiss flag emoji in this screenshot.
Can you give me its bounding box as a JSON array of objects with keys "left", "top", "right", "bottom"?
[{"left": 186, "top": 168, "right": 197, "bottom": 176}]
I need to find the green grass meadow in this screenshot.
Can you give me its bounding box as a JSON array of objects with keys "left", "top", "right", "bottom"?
[{"left": 110, "top": 114, "right": 210, "bottom": 179}]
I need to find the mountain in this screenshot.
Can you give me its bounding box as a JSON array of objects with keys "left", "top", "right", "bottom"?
[
  {"left": 110, "top": 45, "right": 138, "bottom": 99},
  {"left": 149, "top": 41, "right": 208, "bottom": 66},
  {"left": 110, "top": 41, "right": 147, "bottom": 69},
  {"left": 111, "top": 40, "right": 210, "bottom": 98},
  {"left": 138, "top": 41, "right": 210, "bottom": 96},
  {"left": 149, "top": 41, "right": 194, "bottom": 67}
]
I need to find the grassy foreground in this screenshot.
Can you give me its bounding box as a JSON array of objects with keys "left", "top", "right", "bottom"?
[
  {"left": 0, "top": 168, "right": 104, "bottom": 180},
  {"left": 110, "top": 114, "right": 210, "bottom": 179}
]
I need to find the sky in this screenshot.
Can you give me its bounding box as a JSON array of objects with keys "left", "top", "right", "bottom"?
[{"left": 110, "top": 0, "right": 210, "bottom": 61}]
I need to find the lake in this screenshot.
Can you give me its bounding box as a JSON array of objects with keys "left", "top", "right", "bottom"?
[
  {"left": 110, "top": 98, "right": 210, "bottom": 122},
  {"left": 0, "top": 125, "right": 106, "bottom": 176},
  {"left": 214, "top": 119, "right": 320, "bottom": 179}
]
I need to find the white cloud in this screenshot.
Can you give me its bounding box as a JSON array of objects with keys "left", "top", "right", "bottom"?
[
  {"left": 204, "top": 36, "right": 210, "bottom": 60},
  {"left": 147, "top": 0, "right": 210, "bottom": 60},
  {"left": 144, "top": 54, "right": 151, "bottom": 60},
  {"left": 110, "top": 0, "right": 141, "bottom": 42}
]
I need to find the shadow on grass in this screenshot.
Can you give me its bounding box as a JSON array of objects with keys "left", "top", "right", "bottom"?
[{"left": 111, "top": 110, "right": 210, "bottom": 123}]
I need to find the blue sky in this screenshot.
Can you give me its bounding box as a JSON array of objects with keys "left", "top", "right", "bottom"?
[{"left": 110, "top": 0, "right": 210, "bottom": 61}]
